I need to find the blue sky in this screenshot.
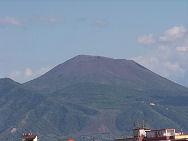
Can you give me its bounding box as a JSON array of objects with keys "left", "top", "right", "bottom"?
[{"left": 0, "top": 0, "right": 188, "bottom": 87}]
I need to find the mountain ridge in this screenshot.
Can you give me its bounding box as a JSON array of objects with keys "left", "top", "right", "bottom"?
[{"left": 24, "top": 55, "right": 187, "bottom": 93}]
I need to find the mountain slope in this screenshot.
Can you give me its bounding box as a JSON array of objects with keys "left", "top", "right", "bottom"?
[
  {"left": 1, "top": 55, "right": 188, "bottom": 141},
  {"left": 0, "top": 78, "right": 20, "bottom": 96},
  {"left": 0, "top": 78, "right": 98, "bottom": 141}
]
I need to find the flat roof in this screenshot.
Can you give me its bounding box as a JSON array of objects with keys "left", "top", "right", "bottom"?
[{"left": 146, "top": 128, "right": 175, "bottom": 132}]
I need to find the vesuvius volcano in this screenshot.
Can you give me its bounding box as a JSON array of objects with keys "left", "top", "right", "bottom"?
[{"left": 1, "top": 55, "right": 188, "bottom": 141}]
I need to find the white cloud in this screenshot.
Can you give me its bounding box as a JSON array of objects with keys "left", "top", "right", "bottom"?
[
  {"left": 94, "top": 19, "right": 106, "bottom": 27},
  {"left": 133, "top": 56, "right": 159, "bottom": 68},
  {"left": 8, "top": 66, "right": 52, "bottom": 82},
  {"left": 158, "top": 45, "right": 169, "bottom": 50},
  {"left": 10, "top": 71, "right": 21, "bottom": 78},
  {"left": 0, "top": 15, "right": 65, "bottom": 28},
  {"left": 137, "top": 33, "right": 156, "bottom": 45},
  {"left": 30, "top": 16, "right": 64, "bottom": 24},
  {"left": 176, "top": 46, "right": 188, "bottom": 52},
  {"left": 0, "top": 73, "right": 4, "bottom": 78},
  {"left": 134, "top": 56, "right": 185, "bottom": 79},
  {"left": 49, "top": 17, "right": 57, "bottom": 23},
  {"left": 164, "top": 62, "right": 185, "bottom": 77},
  {"left": 0, "top": 16, "right": 21, "bottom": 26},
  {"left": 134, "top": 25, "right": 188, "bottom": 86},
  {"left": 159, "top": 25, "right": 186, "bottom": 42},
  {"left": 25, "top": 68, "right": 33, "bottom": 77},
  {"left": 36, "top": 67, "right": 51, "bottom": 75},
  {"left": 46, "top": 16, "right": 64, "bottom": 24}
]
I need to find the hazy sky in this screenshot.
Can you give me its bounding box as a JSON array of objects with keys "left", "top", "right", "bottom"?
[{"left": 0, "top": 0, "right": 188, "bottom": 87}]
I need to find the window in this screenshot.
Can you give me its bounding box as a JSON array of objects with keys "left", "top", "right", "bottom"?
[{"left": 166, "top": 129, "right": 175, "bottom": 136}]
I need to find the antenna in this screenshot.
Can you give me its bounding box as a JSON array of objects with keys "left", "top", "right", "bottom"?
[
  {"left": 181, "top": 129, "right": 183, "bottom": 135},
  {"left": 143, "top": 120, "right": 145, "bottom": 128}
]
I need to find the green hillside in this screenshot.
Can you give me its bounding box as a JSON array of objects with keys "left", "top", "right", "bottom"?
[{"left": 0, "top": 55, "right": 188, "bottom": 141}]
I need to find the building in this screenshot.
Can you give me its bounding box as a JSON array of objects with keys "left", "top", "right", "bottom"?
[
  {"left": 115, "top": 127, "right": 188, "bottom": 141},
  {"left": 144, "top": 128, "right": 188, "bottom": 141},
  {"left": 22, "top": 133, "right": 38, "bottom": 141},
  {"left": 116, "top": 126, "right": 150, "bottom": 141}
]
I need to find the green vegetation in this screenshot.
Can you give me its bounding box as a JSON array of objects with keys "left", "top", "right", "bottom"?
[{"left": 1, "top": 55, "right": 188, "bottom": 140}]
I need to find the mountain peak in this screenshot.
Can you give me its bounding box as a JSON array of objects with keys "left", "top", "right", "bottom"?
[
  {"left": 41, "top": 55, "right": 141, "bottom": 80},
  {"left": 0, "top": 77, "right": 12, "bottom": 81},
  {"left": 60, "top": 55, "right": 134, "bottom": 69},
  {"left": 73, "top": 54, "right": 114, "bottom": 60},
  {"left": 0, "top": 77, "right": 20, "bottom": 92},
  {"left": 0, "top": 77, "right": 19, "bottom": 84},
  {"left": 72, "top": 54, "right": 129, "bottom": 61},
  {"left": 24, "top": 55, "right": 180, "bottom": 93}
]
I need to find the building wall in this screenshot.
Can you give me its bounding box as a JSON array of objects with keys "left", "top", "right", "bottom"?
[
  {"left": 33, "top": 136, "right": 38, "bottom": 141},
  {"left": 133, "top": 129, "right": 151, "bottom": 137},
  {"left": 139, "top": 129, "right": 147, "bottom": 137},
  {"left": 175, "top": 135, "right": 188, "bottom": 140}
]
